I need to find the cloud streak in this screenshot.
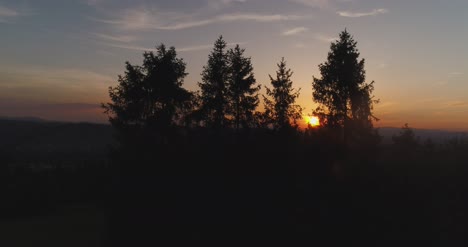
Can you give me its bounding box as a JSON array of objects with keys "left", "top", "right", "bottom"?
[
  {"left": 1, "top": 66, "right": 113, "bottom": 88},
  {"left": 207, "top": 0, "right": 247, "bottom": 10},
  {"left": 282, "top": 27, "right": 308, "bottom": 36},
  {"left": 179, "top": 42, "right": 246, "bottom": 52},
  {"left": 93, "top": 10, "right": 309, "bottom": 31},
  {"left": 102, "top": 43, "right": 157, "bottom": 52},
  {"left": 337, "top": 8, "right": 388, "bottom": 17},
  {"left": 219, "top": 13, "right": 305, "bottom": 22},
  {"left": 93, "top": 33, "right": 137, "bottom": 43},
  {"left": 290, "top": 0, "right": 330, "bottom": 8},
  {"left": 449, "top": 72, "right": 464, "bottom": 77},
  {"left": 0, "top": 66, "right": 113, "bottom": 104},
  {"left": 315, "top": 34, "right": 337, "bottom": 43},
  {"left": 449, "top": 101, "right": 468, "bottom": 107},
  {"left": 102, "top": 42, "right": 246, "bottom": 53},
  {"left": 0, "top": 5, "right": 19, "bottom": 22}
]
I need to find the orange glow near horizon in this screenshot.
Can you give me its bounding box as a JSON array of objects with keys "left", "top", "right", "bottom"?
[{"left": 305, "top": 116, "right": 320, "bottom": 127}]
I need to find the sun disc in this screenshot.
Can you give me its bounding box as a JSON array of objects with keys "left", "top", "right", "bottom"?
[
  {"left": 310, "top": 116, "right": 320, "bottom": 126},
  {"left": 304, "top": 116, "right": 320, "bottom": 127}
]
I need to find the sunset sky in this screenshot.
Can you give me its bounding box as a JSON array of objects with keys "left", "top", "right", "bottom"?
[{"left": 1, "top": 0, "right": 467, "bottom": 130}]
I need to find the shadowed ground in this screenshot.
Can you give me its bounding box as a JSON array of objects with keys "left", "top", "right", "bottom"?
[{"left": 0, "top": 204, "right": 106, "bottom": 247}]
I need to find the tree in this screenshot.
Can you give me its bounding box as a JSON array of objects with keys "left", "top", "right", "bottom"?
[
  {"left": 227, "top": 44, "right": 260, "bottom": 130},
  {"left": 392, "top": 123, "right": 419, "bottom": 153},
  {"left": 312, "top": 29, "right": 378, "bottom": 144},
  {"left": 263, "top": 58, "right": 302, "bottom": 130},
  {"left": 102, "top": 44, "right": 192, "bottom": 143},
  {"left": 199, "top": 36, "right": 229, "bottom": 128}
]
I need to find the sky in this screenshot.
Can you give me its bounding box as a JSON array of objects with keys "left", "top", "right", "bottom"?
[{"left": 0, "top": 0, "right": 467, "bottom": 130}]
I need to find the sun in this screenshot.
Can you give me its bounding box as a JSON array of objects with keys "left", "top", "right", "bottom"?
[{"left": 305, "top": 116, "right": 320, "bottom": 127}]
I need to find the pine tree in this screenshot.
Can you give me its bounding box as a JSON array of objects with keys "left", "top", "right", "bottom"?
[
  {"left": 199, "top": 36, "right": 229, "bottom": 128},
  {"left": 312, "top": 29, "right": 378, "bottom": 144},
  {"left": 227, "top": 44, "right": 260, "bottom": 130},
  {"left": 263, "top": 58, "right": 302, "bottom": 130}
]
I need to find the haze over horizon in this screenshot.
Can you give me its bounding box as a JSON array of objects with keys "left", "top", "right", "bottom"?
[{"left": 1, "top": 0, "right": 467, "bottom": 130}]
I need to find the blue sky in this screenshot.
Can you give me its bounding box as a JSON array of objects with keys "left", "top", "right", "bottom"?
[{"left": 0, "top": 0, "right": 467, "bottom": 129}]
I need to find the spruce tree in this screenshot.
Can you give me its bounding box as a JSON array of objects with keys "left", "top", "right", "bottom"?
[
  {"left": 227, "top": 44, "right": 260, "bottom": 130},
  {"left": 199, "top": 36, "right": 229, "bottom": 128},
  {"left": 263, "top": 58, "right": 302, "bottom": 130},
  {"left": 312, "top": 29, "right": 378, "bottom": 144}
]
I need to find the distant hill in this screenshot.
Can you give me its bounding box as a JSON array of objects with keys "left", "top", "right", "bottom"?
[
  {"left": 1, "top": 118, "right": 466, "bottom": 163},
  {"left": 0, "top": 118, "right": 114, "bottom": 162},
  {"left": 0, "top": 116, "right": 47, "bottom": 123},
  {"left": 378, "top": 127, "right": 467, "bottom": 145}
]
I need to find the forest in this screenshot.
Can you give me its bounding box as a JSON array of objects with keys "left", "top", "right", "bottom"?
[{"left": 2, "top": 30, "right": 468, "bottom": 246}]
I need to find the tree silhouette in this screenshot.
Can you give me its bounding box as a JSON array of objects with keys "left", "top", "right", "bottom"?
[
  {"left": 263, "top": 58, "right": 302, "bottom": 130},
  {"left": 312, "top": 29, "right": 378, "bottom": 145},
  {"left": 199, "top": 36, "right": 229, "bottom": 128},
  {"left": 392, "top": 123, "right": 419, "bottom": 152},
  {"left": 102, "top": 44, "right": 192, "bottom": 143},
  {"left": 227, "top": 44, "right": 260, "bottom": 130}
]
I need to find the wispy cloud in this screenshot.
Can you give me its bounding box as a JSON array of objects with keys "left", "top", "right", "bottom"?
[
  {"left": 415, "top": 97, "right": 446, "bottom": 104},
  {"left": 179, "top": 42, "right": 246, "bottom": 52},
  {"left": 375, "top": 101, "right": 398, "bottom": 109},
  {"left": 1, "top": 66, "right": 113, "bottom": 87},
  {"left": 448, "top": 101, "right": 468, "bottom": 107},
  {"left": 294, "top": 43, "right": 306, "bottom": 48},
  {"left": 223, "top": 0, "right": 247, "bottom": 3},
  {"left": 282, "top": 27, "right": 308, "bottom": 36},
  {"left": 103, "top": 43, "right": 157, "bottom": 52},
  {"left": 93, "top": 33, "right": 137, "bottom": 43},
  {"left": 157, "top": 19, "right": 215, "bottom": 30},
  {"left": 434, "top": 81, "right": 448, "bottom": 86},
  {"left": 315, "top": 34, "right": 337, "bottom": 43},
  {"left": 377, "top": 63, "right": 387, "bottom": 69},
  {"left": 207, "top": 0, "right": 247, "bottom": 10},
  {"left": 102, "top": 42, "right": 246, "bottom": 53},
  {"left": 178, "top": 44, "right": 215, "bottom": 52},
  {"left": 0, "top": 5, "right": 20, "bottom": 22},
  {"left": 449, "top": 72, "right": 464, "bottom": 77},
  {"left": 337, "top": 8, "right": 388, "bottom": 17},
  {"left": 0, "top": 66, "right": 113, "bottom": 104},
  {"left": 430, "top": 100, "right": 468, "bottom": 110},
  {"left": 92, "top": 9, "right": 308, "bottom": 31},
  {"left": 416, "top": 99, "right": 468, "bottom": 109},
  {"left": 434, "top": 72, "right": 464, "bottom": 86},
  {"left": 290, "top": 0, "right": 331, "bottom": 8},
  {"left": 220, "top": 13, "right": 304, "bottom": 22}
]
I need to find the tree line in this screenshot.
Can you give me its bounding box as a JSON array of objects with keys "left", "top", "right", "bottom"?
[{"left": 103, "top": 29, "right": 379, "bottom": 149}]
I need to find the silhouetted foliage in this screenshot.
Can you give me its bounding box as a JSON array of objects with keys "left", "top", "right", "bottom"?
[
  {"left": 263, "top": 57, "right": 302, "bottom": 130},
  {"left": 312, "top": 29, "right": 379, "bottom": 145},
  {"left": 392, "top": 123, "right": 419, "bottom": 152},
  {"left": 102, "top": 44, "right": 193, "bottom": 145},
  {"left": 180, "top": 90, "right": 203, "bottom": 127},
  {"left": 199, "top": 36, "right": 230, "bottom": 128},
  {"left": 227, "top": 44, "right": 260, "bottom": 130}
]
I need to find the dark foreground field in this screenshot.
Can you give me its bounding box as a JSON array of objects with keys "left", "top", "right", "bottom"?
[
  {"left": 1, "top": 120, "right": 468, "bottom": 246},
  {"left": 0, "top": 204, "right": 106, "bottom": 247}
]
